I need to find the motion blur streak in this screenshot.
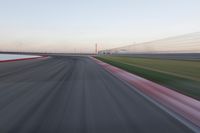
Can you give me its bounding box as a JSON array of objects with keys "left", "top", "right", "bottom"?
[{"left": 100, "top": 32, "right": 200, "bottom": 54}]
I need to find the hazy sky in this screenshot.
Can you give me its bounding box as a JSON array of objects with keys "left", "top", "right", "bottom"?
[{"left": 0, "top": 0, "right": 200, "bottom": 53}]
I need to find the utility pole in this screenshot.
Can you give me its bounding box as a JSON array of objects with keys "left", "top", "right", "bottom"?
[{"left": 95, "top": 43, "right": 98, "bottom": 54}]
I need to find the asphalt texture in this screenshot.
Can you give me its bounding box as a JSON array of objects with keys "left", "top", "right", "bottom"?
[{"left": 0, "top": 56, "right": 195, "bottom": 133}]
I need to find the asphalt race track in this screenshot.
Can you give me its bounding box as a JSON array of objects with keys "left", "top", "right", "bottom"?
[{"left": 0, "top": 56, "right": 195, "bottom": 133}]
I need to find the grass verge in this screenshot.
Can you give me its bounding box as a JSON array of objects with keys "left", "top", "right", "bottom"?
[{"left": 95, "top": 56, "right": 200, "bottom": 100}]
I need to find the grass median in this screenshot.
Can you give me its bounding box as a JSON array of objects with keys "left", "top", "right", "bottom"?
[{"left": 95, "top": 56, "right": 200, "bottom": 100}]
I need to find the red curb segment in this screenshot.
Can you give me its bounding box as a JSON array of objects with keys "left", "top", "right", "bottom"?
[
  {"left": 91, "top": 57, "right": 200, "bottom": 127},
  {"left": 0, "top": 55, "right": 48, "bottom": 63}
]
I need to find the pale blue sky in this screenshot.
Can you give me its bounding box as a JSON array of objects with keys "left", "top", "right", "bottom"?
[{"left": 0, "top": 0, "right": 200, "bottom": 53}]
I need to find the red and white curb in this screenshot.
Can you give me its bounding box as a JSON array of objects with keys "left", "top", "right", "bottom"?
[
  {"left": 91, "top": 57, "right": 200, "bottom": 128},
  {"left": 0, "top": 55, "right": 48, "bottom": 63}
]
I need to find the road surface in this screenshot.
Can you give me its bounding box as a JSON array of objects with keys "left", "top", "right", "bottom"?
[{"left": 0, "top": 56, "right": 195, "bottom": 133}]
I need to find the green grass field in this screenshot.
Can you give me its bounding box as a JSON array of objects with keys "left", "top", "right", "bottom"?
[{"left": 95, "top": 56, "right": 200, "bottom": 100}]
